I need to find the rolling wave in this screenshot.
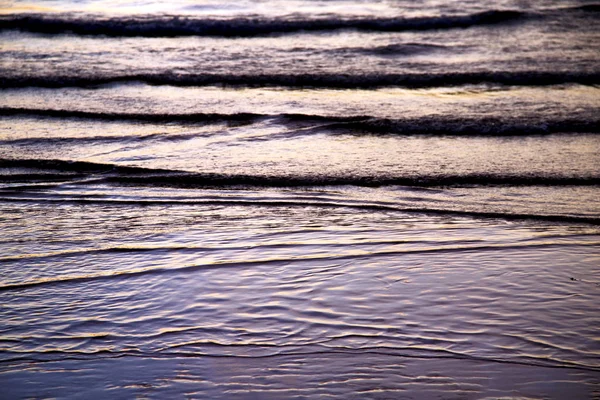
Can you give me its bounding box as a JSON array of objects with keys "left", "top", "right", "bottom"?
[
  {"left": 0, "top": 107, "right": 263, "bottom": 123},
  {"left": 0, "top": 133, "right": 205, "bottom": 146},
  {"left": 0, "top": 158, "right": 171, "bottom": 174},
  {"left": 2, "top": 107, "right": 598, "bottom": 136},
  {"left": 0, "top": 10, "right": 526, "bottom": 37},
  {"left": 2, "top": 71, "right": 599, "bottom": 89},
  {"left": 1, "top": 158, "right": 599, "bottom": 188}
]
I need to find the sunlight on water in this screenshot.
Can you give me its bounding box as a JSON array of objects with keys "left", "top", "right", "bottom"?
[
  {"left": 0, "top": 0, "right": 432, "bottom": 17},
  {"left": 1, "top": 84, "right": 598, "bottom": 120}
]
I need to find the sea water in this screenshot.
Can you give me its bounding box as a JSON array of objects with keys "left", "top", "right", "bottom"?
[{"left": 0, "top": 1, "right": 599, "bottom": 398}]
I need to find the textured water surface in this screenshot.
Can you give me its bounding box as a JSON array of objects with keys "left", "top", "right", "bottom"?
[{"left": 1, "top": 0, "right": 599, "bottom": 398}]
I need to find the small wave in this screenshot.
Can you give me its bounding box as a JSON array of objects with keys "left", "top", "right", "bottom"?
[
  {"left": 0, "top": 158, "right": 177, "bottom": 175},
  {"left": 0, "top": 132, "right": 221, "bottom": 147},
  {"left": 2, "top": 158, "right": 599, "bottom": 224},
  {"left": 0, "top": 173, "right": 89, "bottom": 183},
  {"left": 3, "top": 346, "right": 598, "bottom": 373},
  {"left": 0, "top": 135, "right": 159, "bottom": 146},
  {"left": 3, "top": 196, "right": 598, "bottom": 225},
  {"left": 0, "top": 245, "right": 195, "bottom": 263},
  {"left": 1, "top": 158, "right": 599, "bottom": 188},
  {"left": 2, "top": 108, "right": 599, "bottom": 136},
  {"left": 356, "top": 42, "right": 450, "bottom": 56},
  {"left": 2, "top": 71, "right": 599, "bottom": 89},
  {"left": 314, "top": 116, "right": 600, "bottom": 136},
  {"left": 572, "top": 4, "right": 600, "bottom": 13},
  {"left": 103, "top": 173, "right": 600, "bottom": 189},
  {"left": 0, "top": 10, "right": 526, "bottom": 37},
  {"left": 0, "top": 107, "right": 262, "bottom": 124},
  {"left": 5, "top": 237, "right": 596, "bottom": 264},
  {"left": 2, "top": 241, "right": 598, "bottom": 292}
]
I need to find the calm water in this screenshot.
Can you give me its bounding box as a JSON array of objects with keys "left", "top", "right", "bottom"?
[{"left": 1, "top": 0, "right": 599, "bottom": 398}]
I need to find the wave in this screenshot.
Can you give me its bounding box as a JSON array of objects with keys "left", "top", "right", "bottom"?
[
  {"left": 2, "top": 158, "right": 599, "bottom": 226},
  {"left": 2, "top": 107, "right": 599, "bottom": 137},
  {"left": 0, "top": 10, "right": 526, "bottom": 37},
  {"left": 0, "top": 158, "right": 171, "bottom": 174},
  {"left": 3, "top": 239, "right": 599, "bottom": 265},
  {"left": 349, "top": 42, "right": 452, "bottom": 56},
  {"left": 0, "top": 134, "right": 197, "bottom": 146},
  {"left": 0, "top": 107, "right": 264, "bottom": 123},
  {"left": 105, "top": 174, "right": 600, "bottom": 189},
  {"left": 3, "top": 194, "right": 599, "bottom": 225},
  {"left": 3, "top": 346, "right": 598, "bottom": 373},
  {"left": 1, "top": 158, "right": 599, "bottom": 188},
  {"left": 574, "top": 4, "right": 600, "bottom": 12},
  {"left": 2, "top": 71, "right": 599, "bottom": 89},
  {"left": 2, "top": 242, "right": 598, "bottom": 292}
]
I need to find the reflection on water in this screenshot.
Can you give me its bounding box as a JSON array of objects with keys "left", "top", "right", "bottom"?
[
  {"left": 1, "top": 0, "right": 600, "bottom": 397},
  {"left": 1, "top": 198, "right": 599, "bottom": 397}
]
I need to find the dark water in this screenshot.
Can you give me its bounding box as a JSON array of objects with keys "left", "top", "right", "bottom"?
[{"left": 1, "top": 0, "right": 599, "bottom": 398}]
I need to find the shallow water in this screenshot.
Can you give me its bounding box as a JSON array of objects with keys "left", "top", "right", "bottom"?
[
  {"left": 1, "top": 0, "right": 599, "bottom": 398},
  {"left": 1, "top": 198, "right": 600, "bottom": 398}
]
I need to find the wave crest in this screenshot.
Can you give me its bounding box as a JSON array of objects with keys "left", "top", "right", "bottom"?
[
  {"left": 1, "top": 158, "right": 598, "bottom": 188},
  {"left": 2, "top": 71, "right": 599, "bottom": 89},
  {"left": 0, "top": 10, "right": 526, "bottom": 37},
  {"left": 2, "top": 108, "right": 598, "bottom": 136}
]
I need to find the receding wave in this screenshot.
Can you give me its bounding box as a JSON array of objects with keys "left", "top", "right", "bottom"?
[
  {"left": 2, "top": 108, "right": 599, "bottom": 136},
  {"left": 2, "top": 71, "right": 599, "bottom": 89},
  {"left": 2, "top": 241, "right": 598, "bottom": 292},
  {"left": 0, "top": 10, "right": 526, "bottom": 37}
]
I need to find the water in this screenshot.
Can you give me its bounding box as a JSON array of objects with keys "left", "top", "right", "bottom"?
[{"left": 1, "top": 0, "right": 599, "bottom": 398}]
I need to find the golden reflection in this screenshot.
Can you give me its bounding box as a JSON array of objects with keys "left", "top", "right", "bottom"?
[{"left": 0, "top": 4, "right": 55, "bottom": 14}]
